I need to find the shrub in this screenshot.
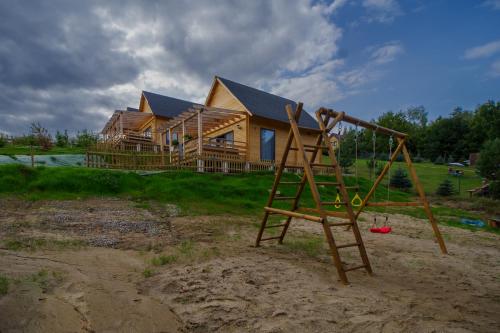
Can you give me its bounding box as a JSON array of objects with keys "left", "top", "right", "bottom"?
[
  {"left": 436, "top": 179, "right": 455, "bottom": 196},
  {"left": 489, "top": 181, "right": 500, "bottom": 200},
  {"left": 0, "top": 134, "right": 6, "bottom": 148},
  {"left": 390, "top": 167, "right": 412, "bottom": 191},
  {"left": 55, "top": 130, "right": 69, "bottom": 147},
  {"left": 11, "top": 135, "right": 37, "bottom": 146},
  {"left": 0, "top": 275, "right": 8, "bottom": 295},
  {"left": 74, "top": 130, "right": 97, "bottom": 148},
  {"left": 434, "top": 156, "right": 445, "bottom": 165}
]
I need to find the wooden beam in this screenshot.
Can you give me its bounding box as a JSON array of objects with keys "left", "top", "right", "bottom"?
[
  {"left": 264, "top": 207, "right": 323, "bottom": 223},
  {"left": 320, "top": 108, "right": 407, "bottom": 138},
  {"left": 354, "top": 138, "right": 406, "bottom": 220},
  {"left": 399, "top": 138, "right": 448, "bottom": 254},
  {"left": 365, "top": 201, "right": 422, "bottom": 207}
]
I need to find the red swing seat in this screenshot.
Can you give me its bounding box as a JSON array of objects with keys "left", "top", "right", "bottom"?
[{"left": 370, "top": 226, "right": 392, "bottom": 233}]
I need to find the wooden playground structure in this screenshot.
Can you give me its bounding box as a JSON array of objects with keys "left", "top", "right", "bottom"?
[{"left": 256, "top": 104, "right": 448, "bottom": 284}]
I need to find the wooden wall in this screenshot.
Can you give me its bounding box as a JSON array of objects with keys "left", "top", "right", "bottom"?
[
  {"left": 204, "top": 117, "right": 247, "bottom": 143},
  {"left": 206, "top": 82, "right": 246, "bottom": 112},
  {"left": 248, "top": 116, "right": 321, "bottom": 164},
  {"left": 205, "top": 79, "right": 321, "bottom": 165}
]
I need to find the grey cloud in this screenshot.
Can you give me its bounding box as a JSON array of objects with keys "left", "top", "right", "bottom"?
[{"left": 0, "top": 0, "right": 341, "bottom": 135}]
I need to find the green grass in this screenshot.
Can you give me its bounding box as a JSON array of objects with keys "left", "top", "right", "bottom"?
[
  {"left": 0, "top": 275, "right": 8, "bottom": 295},
  {"left": 0, "top": 164, "right": 496, "bottom": 234},
  {"left": 0, "top": 164, "right": 411, "bottom": 215},
  {"left": 0, "top": 145, "right": 85, "bottom": 156},
  {"left": 142, "top": 268, "right": 154, "bottom": 278},
  {"left": 282, "top": 236, "right": 324, "bottom": 257},
  {"left": 325, "top": 156, "right": 483, "bottom": 199},
  {"left": 151, "top": 254, "right": 177, "bottom": 266}
]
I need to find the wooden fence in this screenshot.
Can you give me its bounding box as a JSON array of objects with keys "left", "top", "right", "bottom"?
[{"left": 86, "top": 149, "right": 334, "bottom": 175}]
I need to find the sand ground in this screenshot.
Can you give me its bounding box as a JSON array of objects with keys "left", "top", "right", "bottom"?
[{"left": 0, "top": 198, "right": 498, "bottom": 332}]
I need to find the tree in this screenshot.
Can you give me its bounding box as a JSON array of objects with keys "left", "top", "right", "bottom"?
[
  {"left": 424, "top": 108, "right": 473, "bottom": 161},
  {"left": 468, "top": 101, "right": 500, "bottom": 152},
  {"left": 30, "top": 122, "right": 52, "bottom": 151},
  {"left": 390, "top": 167, "right": 412, "bottom": 191},
  {"left": 477, "top": 138, "right": 500, "bottom": 181},
  {"left": 436, "top": 179, "right": 455, "bottom": 196},
  {"left": 55, "top": 130, "right": 69, "bottom": 147}
]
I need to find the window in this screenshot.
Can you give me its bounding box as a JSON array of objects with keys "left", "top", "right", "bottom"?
[
  {"left": 215, "top": 131, "right": 234, "bottom": 144},
  {"left": 143, "top": 127, "right": 152, "bottom": 138},
  {"left": 260, "top": 128, "right": 275, "bottom": 161}
]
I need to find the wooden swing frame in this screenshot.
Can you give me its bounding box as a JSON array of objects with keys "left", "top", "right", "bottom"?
[{"left": 326, "top": 109, "right": 448, "bottom": 254}]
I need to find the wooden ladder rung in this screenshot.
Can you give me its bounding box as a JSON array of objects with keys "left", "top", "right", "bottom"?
[
  {"left": 264, "top": 207, "right": 324, "bottom": 223},
  {"left": 321, "top": 201, "right": 348, "bottom": 206},
  {"left": 274, "top": 196, "right": 297, "bottom": 200},
  {"left": 343, "top": 264, "right": 367, "bottom": 272},
  {"left": 260, "top": 236, "right": 282, "bottom": 241},
  {"left": 310, "top": 163, "right": 335, "bottom": 168},
  {"left": 289, "top": 147, "right": 316, "bottom": 152},
  {"left": 265, "top": 223, "right": 287, "bottom": 229},
  {"left": 304, "top": 144, "right": 329, "bottom": 149},
  {"left": 316, "top": 181, "right": 340, "bottom": 186},
  {"left": 284, "top": 165, "right": 304, "bottom": 169},
  {"left": 328, "top": 221, "right": 353, "bottom": 227},
  {"left": 337, "top": 242, "right": 360, "bottom": 249}
]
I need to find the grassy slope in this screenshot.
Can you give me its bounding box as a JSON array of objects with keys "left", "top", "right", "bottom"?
[
  {"left": 0, "top": 145, "right": 85, "bottom": 156},
  {"left": 0, "top": 164, "right": 496, "bottom": 233},
  {"left": 324, "top": 157, "right": 482, "bottom": 199}
]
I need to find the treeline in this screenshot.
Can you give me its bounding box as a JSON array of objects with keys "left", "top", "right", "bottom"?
[
  {"left": 338, "top": 100, "right": 499, "bottom": 163},
  {"left": 0, "top": 123, "right": 98, "bottom": 150}
]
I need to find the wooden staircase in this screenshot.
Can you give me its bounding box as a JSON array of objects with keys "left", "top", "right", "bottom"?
[{"left": 255, "top": 103, "right": 372, "bottom": 284}]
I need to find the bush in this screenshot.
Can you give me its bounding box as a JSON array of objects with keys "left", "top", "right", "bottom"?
[
  {"left": 74, "top": 130, "right": 97, "bottom": 148},
  {"left": 12, "top": 135, "right": 36, "bottom": 146},
  {"left": 489, "top": 181, "right": 500, "bottom": 200},
  {"left": 434, "top": 156, "right": 445, "bottom": 165},
  {"left": 55, "top": 130, "right": 69, "bottom": 147},
  {"left": 390, "top": 167, "right": 412, "bottom": 191},
  {"left": 477, "top": 138, "right": 500, "bottom": 180},
  {"left": 436, "top": 179, "right": 455, "bottom": 196},
  {"left": 0, "top": 134, "right": 6, "bottom": 148}
]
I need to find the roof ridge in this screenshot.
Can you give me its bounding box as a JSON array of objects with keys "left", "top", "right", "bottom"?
[{"left": 217, "top": 76, "right": 296, "bottom": 103}]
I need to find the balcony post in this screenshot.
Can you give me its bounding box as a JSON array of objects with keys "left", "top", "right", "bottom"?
[{"left": 197, "top": 108, "right": 204, "bottom": 172}]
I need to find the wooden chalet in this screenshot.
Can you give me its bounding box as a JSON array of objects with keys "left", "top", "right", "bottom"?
[{"left": 96, "top": 76, "right": 323, "bottom": 171}]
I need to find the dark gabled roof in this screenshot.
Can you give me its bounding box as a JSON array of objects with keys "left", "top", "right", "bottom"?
[
  {"left": 126, "top": 107, "right": 139, "bottom": 112},
  {"left": 142, "top": 91, "right": 198, "bottom": 118},
  {"left": 217, "top": 76, "right": 318, "bottom": 129}
]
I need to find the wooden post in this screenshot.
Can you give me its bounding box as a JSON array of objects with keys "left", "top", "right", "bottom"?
[
  {"left": 256, "top": 103, "right": 303, "bottom": 247},
  {"left": 168, "top": 128, "right": 172, "bottom": 164},
  {"left": 30, "top": 145, "right": 34, "bottom": 167},
  {"left": 197, "top": 108, "right": 204, "bottom": 172},
  {"left": 119, "top": 112, "right": 123, "bottom": 135},
  {"left": 160, "top": 132, "right": 165, "bottom": 167},
  {"left": 182, "top": 119, "right": 186, "bottom": 160},
  {"left": 399, "top": 138, "right": 448, "bottom": 254}
]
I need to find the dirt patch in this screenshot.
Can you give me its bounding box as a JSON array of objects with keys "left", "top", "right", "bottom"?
[{"left": 0, "top": 198, "right": 499, "bottom": 332}]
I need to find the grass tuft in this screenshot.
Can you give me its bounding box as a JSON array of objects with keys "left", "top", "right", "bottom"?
[
  {"left": 151, "top": 254, "right": 177, "bottom": 266},
  {"left": 0, "top": 275, "right": 8, "bottom": 295}
]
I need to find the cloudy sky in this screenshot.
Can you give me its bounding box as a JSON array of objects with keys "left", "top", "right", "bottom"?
[{"left": 0, "top": 0, "right": 499, "bottom": 135}]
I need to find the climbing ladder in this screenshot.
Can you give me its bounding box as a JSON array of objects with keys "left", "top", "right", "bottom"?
[{"left": 255, "top": 103, "right": 372, "bottom": 284}]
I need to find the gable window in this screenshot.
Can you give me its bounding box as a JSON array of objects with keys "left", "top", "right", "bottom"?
[
  {"left": 260, "top": 128, "right": 275, "bottom": 161},
  {"left": 143, "top": 126, "right": 152, "bottom": 138}
]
